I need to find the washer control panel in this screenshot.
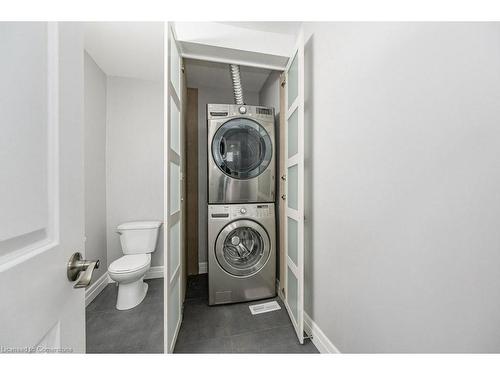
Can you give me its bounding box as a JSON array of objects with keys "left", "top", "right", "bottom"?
[
  {"left": 232, "top": 204, "right": 273, "bottom": 219},
  {"left": 209, "top": 204, "right": 274, "bottom": 219}
]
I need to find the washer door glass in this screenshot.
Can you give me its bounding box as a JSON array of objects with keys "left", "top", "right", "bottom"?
[
  {"left": 215, "top": 220, "right": 271, "bottom": 277},
  {"left": 212, "top": 118, "right": 272, "bottom": 180}
]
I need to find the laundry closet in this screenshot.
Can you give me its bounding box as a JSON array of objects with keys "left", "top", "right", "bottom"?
[{"left": 165, "top": 22, "right": 306, "bottom": 353}]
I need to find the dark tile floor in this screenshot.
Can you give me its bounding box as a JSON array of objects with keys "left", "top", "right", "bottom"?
[
  {"left": 86, "top": 278, "right": 164, "bottom": 353},
  {"left": 174, "top": 274, "right": 318, "bottom": 354}
]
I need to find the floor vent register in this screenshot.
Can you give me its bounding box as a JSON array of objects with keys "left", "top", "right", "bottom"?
[{"left": 249, "top": 301, "right": 281, "bottom": 315}]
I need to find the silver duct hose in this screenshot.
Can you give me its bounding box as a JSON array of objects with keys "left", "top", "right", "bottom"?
[{"left": 229, "top": 64, "right": 245, "bottom": 105}]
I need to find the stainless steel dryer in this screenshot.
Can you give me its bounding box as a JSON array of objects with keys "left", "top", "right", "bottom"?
[
  {"left": 208, "top": 104, "right": 275, "bottom": 204},
  {"left": 208, "top": 203, "right": 276, "bottom": 305}
]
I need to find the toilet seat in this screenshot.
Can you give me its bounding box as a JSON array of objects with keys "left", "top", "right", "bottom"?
[{"left": 109, "top": 254, "right": 151, "bottom": 274}]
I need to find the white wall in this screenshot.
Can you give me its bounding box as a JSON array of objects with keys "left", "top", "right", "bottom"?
[
  {"left": 303, "top": 22, "right": 500, "bottom": 352},
  {"left": 259, "top": 71, "right": 280, "bottom": 114},
  {"left": 106, "top": 76, "right": 164, "bottom": 267},
  {"left": 84, "top": 52, "right": 108, "bottom": 281},
  {"left": 197, "top": 86, "right": 259, "bottom": 266}
]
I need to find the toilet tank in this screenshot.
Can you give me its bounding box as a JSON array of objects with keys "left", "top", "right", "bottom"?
[{"left": 117, "top": 221, "right": 162, "bottom": 254}]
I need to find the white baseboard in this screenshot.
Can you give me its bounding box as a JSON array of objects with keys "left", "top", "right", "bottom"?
[
  {"left": 85, "top": 271, "right": 110, "bottom": 307},
  {"left": 304, "top": 312, "right": 341, "bottom": 354},
  {"left": 198, "top": 262, "right": 208, "bottom": 274},
  {"left": 145, "top": 265, "right": 164, "bottom": 279}
]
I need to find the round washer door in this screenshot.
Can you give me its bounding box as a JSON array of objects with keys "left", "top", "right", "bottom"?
[
  {"left": 212, "top": 118, "right": 272, "bottom": 180},
  {"left": 215, "top": 219, "right": 271, "bottom": 277}
]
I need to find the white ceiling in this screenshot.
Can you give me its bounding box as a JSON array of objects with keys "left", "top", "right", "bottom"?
[
  {"left": 174, "top": 22, "right": 296, "bottom": 70},
  {"left": 83, "top": 22, "right": 296, "bottom": 84},
  {"left": 84, "top": 22, "right": 163, "bottom": 82},
  {"left": 184, "top": 58, "right": 272, "bottom": 93},
  {"left": 217, "top": 22, "right": 302, "bottom": 36}
]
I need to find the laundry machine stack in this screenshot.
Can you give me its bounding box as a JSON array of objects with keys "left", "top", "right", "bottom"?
[{"left": 207, "top": 103, "right": 276, "bottom": 305}]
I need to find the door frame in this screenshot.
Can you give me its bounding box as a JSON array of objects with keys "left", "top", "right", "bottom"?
[
  {"left": 185, "top": 88, "right": 199, "bottom": 276},
  {"left": 166, "top": 23, "right": 306, "bottom": 348},
  {"left": 278, "top": 72, "right": 287, "bottom": 301}
]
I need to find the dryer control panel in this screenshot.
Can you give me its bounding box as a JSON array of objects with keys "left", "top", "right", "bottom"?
[
  {"left": 207, "top": 103, "right": 275, "bottom": 121},
  {"left": 209, "top": 204, "right": 274, "bottom": 219}
]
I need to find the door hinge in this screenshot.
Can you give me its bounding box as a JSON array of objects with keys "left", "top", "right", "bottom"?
[{"left": 281, "top": 79, "right": 286, "bottom": 87}]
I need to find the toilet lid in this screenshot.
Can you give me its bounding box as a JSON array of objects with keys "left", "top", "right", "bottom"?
[{"left": 109, "top": 254, "right": 151, "bottom": 273}]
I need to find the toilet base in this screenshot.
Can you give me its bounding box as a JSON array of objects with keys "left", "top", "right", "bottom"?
[{"left": 116, "top": 278, "right": 149, "bottom": 310}]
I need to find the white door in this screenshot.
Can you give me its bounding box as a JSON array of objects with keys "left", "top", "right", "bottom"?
[
  {"left": 165, "top": 22, "right": 184, "bottom": 353},
  {"left": 0, "top": 22, "right": 86, "bottom": 352},
  {"left": 282, "top": 31, "right": 305, "bottom": 344}
]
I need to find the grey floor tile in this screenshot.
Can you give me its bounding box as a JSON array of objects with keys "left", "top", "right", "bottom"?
[
  {"left": 230, "top": 326, "right": 298, "bottom": 353},
  {"left": 174, "top": 337, "right": 233, "bottom": 354},
  {"left": 262, "top": 340, "right": 318, "bottom": 354},
  {"left": 86, "top": 283, "right": 119, "bottom": 313},
  {"left": 174, "top": 274, "right": 319, "bottom": 354},
  {"left": 144, "top": 279, "right": 164, "bottom": 302},
  {"left": 135, "top": 325, "right": 164, "bottom": 354},
  {"left": 86, "top": 279, "right": 164, "bottom": 353},
  {"left": 86, "top": 310, "right": 155, "bottom": 352}
]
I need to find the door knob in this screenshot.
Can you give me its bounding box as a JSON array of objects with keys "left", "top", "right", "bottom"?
[{"left": 67, "top": 252, "right": 100, "bottom": 289}]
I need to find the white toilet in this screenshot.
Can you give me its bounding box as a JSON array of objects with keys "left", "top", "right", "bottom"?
[{"left": 108, "top": 220, "right": 162, "bottom": 310}]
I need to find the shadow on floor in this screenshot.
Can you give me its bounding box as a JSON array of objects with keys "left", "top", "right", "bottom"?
[
  {"left": 174, "top": 274, "right": 318, "bottom": 353},
  {"left": 86, "top": 278, "right": 164, "bottom": 353}
]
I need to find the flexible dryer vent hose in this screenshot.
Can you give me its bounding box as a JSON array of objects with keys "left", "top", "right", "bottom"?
[{"left": 229, "top": 64, "right": 245, "bottom": 105}]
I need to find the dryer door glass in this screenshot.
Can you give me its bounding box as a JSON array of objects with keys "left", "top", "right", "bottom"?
[
  {"left": 215, "top": 220, "right": 271, "bottom": 277},
  {"left": 212, "top": 118, "right": 273, "bottom": 180}
]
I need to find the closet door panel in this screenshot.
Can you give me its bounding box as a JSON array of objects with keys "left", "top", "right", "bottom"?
[
  {"left": 282, "top": 30, "right": 305, "bottom": 344},
  {"left": 165, "top": 22, "right": 184, "bottom": 353}
]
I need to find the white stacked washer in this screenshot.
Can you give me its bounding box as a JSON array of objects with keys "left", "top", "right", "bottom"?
[{"left": 207, "top": 104, "right": 276, "bottom": 305}]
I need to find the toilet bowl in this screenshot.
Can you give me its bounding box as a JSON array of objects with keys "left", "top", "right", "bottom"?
[
  {"left": 108, "top": 221, "right": 162, "bottom": 310},
  {"left": 108, "top": 254, "right": 151, "bottom": 310}
]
